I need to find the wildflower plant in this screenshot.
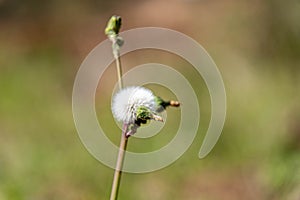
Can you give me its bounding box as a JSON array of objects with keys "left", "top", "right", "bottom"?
[
  {"left": 71, "top": 14, "right": 226, "bottom": 199},
  {"left": 106, "top": 16, "right": 180, "bottom": 200}
]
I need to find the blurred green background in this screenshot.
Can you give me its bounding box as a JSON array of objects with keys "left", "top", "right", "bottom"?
[{"left": 1, "top": 0, "right": 300, "bottom": 199}]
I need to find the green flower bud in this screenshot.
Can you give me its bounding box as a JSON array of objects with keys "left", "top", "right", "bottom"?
[
  {"left": 105, "top": 15, "right": 122, "bottom": 36},
  {"left": 154, "top": 96, "right": 180, "bottom": 113}
]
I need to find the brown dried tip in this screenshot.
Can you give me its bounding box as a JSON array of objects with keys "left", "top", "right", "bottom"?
[{"left": 170, "top": 100, "right": 180, "bottom": 107}]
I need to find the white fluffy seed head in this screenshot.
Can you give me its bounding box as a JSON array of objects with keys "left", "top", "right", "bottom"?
[{"left": 111, "top": 86, "right": 156, "bottom": 123}]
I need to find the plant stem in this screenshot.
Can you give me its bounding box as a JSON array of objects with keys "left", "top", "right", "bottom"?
[
  {"left": 110, "top": 37, "right": 127, "bottom": 200},
  {"left": 110, "top": 124, "right": 128, "bottom": 200},
  {"left": 115, "top": 56, "right": 123, "bottom": 90}
]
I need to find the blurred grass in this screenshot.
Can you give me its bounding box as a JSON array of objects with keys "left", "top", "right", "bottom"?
[{"left": 1, "top": 0, "right": 300, "bottom": 199}]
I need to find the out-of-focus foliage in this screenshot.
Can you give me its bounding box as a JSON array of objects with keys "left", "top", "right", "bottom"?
[{"left": 261, "top": 0, "right": 300, "bottom": 64}]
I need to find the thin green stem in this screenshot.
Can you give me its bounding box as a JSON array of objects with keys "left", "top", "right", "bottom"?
[
  {"left": 115, "top": 56, "right": 123, "bottom": 90},
  {"left": 109, "top": 34, "right": 127, "bottom": 200},
  {"left": 110, "top": 124, "right": 128, "bottom": 200},
  {"left": 106, "top": 15, "right": 128, "bottom": 200}
]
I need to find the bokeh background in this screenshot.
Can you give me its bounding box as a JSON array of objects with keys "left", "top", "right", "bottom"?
[{"left": 1, "top": 0, "right": 300, "bottom": 199}]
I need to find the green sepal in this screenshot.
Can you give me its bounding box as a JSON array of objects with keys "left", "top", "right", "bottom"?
[
  {"left": 135, "top": 106, "right": 163, "bottom": 126},
  {"left": 136, "top": 106, "right": 152, "bottom": 121}
]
